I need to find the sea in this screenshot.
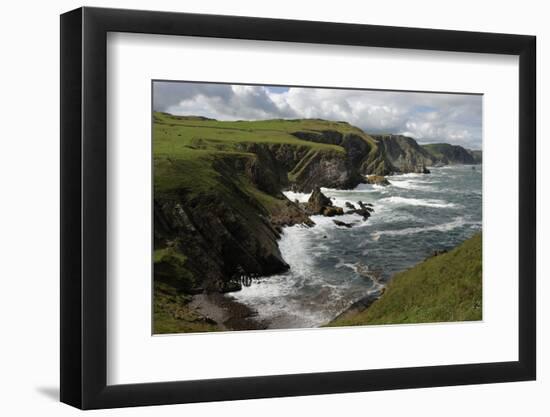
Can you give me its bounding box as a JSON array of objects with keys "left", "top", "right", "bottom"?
[{"left": 231, "top": 164, "right": 482, "bottom": 329}]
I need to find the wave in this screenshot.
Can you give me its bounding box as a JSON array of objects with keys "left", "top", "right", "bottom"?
[
  {"left": 370, "top": 217, "right": 467, "bottom": 238},
  {"left": 378, "top": 196, "right": 458, "bottom": 208},
  {"left": 283, "top": 190, "right": 311, "bottom": 203},
  {"left": 388, "top": 179, "right": 435, "bottom": 191}
]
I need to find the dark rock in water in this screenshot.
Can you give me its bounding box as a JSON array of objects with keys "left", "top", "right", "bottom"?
[
  {"left": 345, "top": 201, "right": 356, "bottom": 210},
  {"left": 219, "top": 280, "right": 242, "bottom": 293},
  {"left": 346, "top": 200, "right": 374, "bottom": 221},
  {"left": 306, "top": 186, "right": 333, "bottom": 214},
  {"left": 322, "top": 206, "right": 344, "bottom": 217},
  {"left": 365, "top": 175, "right": 390, "bottom": 186},
  {"left": 333, "top": 220, "right": 354, "bottom": 228},
  {"left": 305, "top": 187, "right": 345, "bottom": 217}
]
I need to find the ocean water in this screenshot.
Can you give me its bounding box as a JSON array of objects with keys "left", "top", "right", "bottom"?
[{"left": 231, "top": 165, "right": 482, "bottom": 329}]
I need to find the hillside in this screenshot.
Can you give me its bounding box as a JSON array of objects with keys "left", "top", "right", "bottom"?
[
  {"left": 327, "top": 232, "right": 482, "bottom": 327},
  {"left": 422, "top": 143, "right": 476, "bottom": 165}
]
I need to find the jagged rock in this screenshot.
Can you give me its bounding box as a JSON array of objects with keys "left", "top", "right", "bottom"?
[
  {"left": 306, "top": 187, "right": 333, "bottom": 214},
  {"left": 347, "top": 200, "right": 375, "bottom": 221},
  {"left": 304, "top": 187, "right": 345, "bottom": 217},
  {"left": 271, "top": 200, "right": 315, "bottom": 228},
  {"left": 322, "top": 206, "right": 344, "bottom": 217},
  {"left": 333, "top": 220, "right": 354, "bottom": 228},
  {"left": 345, "top": 201, "right": 356, "bottom": 210},
  {"left": 365, "top": 175, "right": 390, "bottom": 186}
]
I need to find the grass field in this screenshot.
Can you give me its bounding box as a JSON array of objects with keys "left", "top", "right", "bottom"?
[
  {"left": 153, "top": 112, "right": 382, "bottom": 196},
  {"left": 327, "top": 232, "right": 482, "bottom": 327}
]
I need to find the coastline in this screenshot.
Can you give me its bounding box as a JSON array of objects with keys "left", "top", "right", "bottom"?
[
  {"left": 189, "top": 292, "right": 268, "bottom": 331},
  {"left": 326, "top": 232, "right": 482, "bottom": 327},
  {"left": 155, "top": 230, "right": 481, "bottom": 334},
  {"left": 152, "top": 113, "right": 482, "bottom": 334}
]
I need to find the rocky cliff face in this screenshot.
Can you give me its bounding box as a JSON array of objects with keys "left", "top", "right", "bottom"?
[
  {"left": 371, "top": 134, "right": 435, "bottom": 173},
  {"left": 291, "top": 130, "right": 395, "bottom": 186},
  {"left": 421, "top": 143, "right": 477, "bottom": 165},
  {"left": 154, "top": 152, "right": 312, "bottom": 294}
]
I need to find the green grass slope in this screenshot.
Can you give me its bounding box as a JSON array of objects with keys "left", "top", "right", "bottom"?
[{"left": 327, "top": 232, "right": 482, "bottom": 327}]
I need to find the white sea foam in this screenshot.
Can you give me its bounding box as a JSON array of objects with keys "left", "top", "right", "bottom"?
[
  {"left": 283, "top": 190, "right": 311, "bottom": 203},
  {"left": 378, "top": 196, "right": 458, "bottom": 208},
  {"left": 388, "top": 179, "right": 435, "bottom": 191},
  {"left": 370, "top": 217, "right": 467, "bottom": 238}
]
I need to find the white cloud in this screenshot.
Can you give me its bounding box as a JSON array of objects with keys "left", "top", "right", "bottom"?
[{"left": 154, "top": 82, "right": 482, "bottom": 149}]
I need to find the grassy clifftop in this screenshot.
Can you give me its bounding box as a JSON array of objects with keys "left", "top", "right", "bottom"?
[
  {"left": 327, "top": 232, "right": 482, "bottom": 327},
  {"left": 153, "top": 112, "right": 393, "bottom": 195}
]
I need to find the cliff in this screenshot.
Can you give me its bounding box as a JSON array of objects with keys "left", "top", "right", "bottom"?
[
  {"left": 371, "top": 134, "right": 481, "bottom": 169},
  {"left": 371, "top": 134, "right": 434, "bottom": 173},
  {"left": 422, "top": 143, "right": 477, "bottom": 165},
  {"left": 326, "top": 232, "right": 482, "bottom": 327}
]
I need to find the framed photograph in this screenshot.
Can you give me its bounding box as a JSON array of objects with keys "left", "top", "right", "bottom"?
[{"left": 60, "top": 6, "right": 536, "bottom": 409}]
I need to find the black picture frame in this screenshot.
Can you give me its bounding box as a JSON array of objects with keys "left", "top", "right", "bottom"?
[{"left": 60, "top": 6, "right": 536, "bottom": 410}]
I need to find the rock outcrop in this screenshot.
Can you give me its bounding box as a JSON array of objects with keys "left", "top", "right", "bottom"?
[{"left": 305, "top": 187, "right": 344, "bottom": 216}]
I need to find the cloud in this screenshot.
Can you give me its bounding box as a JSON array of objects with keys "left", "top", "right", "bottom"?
[{"left": 153, "top": 81, "right": 482, "bottom": 149}]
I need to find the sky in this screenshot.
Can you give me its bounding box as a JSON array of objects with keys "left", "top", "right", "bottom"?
[{"left": 153, "top": 81, "right": 482, "bottom": 150}]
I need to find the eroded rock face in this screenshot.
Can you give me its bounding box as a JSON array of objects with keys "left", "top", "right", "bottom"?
[
  {"left": 303, "top": 187, "right": 346, "bottom": 217},
  {"left": 371, "top": 134, "right": 435, "bottom": 173},
  {"left": 306, "top": 187, "right": 333, "bottom": 214},
  {"left": 154, "top": 192, "right": 291, "bottom": 293}
]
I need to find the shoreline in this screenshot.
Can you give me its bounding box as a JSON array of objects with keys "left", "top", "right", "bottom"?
[
  {"left": 188, "top": 292, "right": 268, "bottom": 331},
  {"left": 175, "top": 231, "right": 480, "bottom": 333}
]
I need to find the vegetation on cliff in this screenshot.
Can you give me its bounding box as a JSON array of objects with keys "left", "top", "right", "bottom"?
[{"left": 327, "top": 232, "right": 482, "bottom": 327}]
